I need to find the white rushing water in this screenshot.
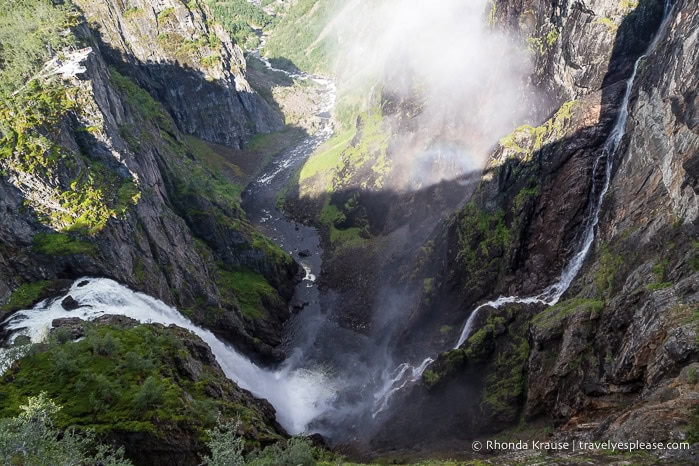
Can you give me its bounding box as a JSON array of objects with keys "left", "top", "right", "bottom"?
[
  {"left": 373, "top": 0, "right": 676, "bottom": 413},
  {"left": 1, "top": 278, "right": 336, "bottom": 435}
]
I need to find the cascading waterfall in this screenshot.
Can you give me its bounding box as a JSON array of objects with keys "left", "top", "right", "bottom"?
[
  {"left": 372, "top": 0, "right": 675, "bottom": 414},
  {"left": 0, "top": 0, "right": 676, "bottom": 440},
  {"left": 0, "top": 278, "right": 336, "bottom": 435}
]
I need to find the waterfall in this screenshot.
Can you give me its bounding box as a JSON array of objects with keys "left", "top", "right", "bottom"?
[
  {"left": 0, "top": 278, "right": 336, "bottom": 435},
  {"left": 454, "top": 0, "right": 675, "bottom": 348},
  {"left": 373, "top": 0, "right": 675, "bottom": 413}
]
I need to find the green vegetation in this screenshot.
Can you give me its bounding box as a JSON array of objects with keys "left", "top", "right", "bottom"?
[
  {"left": 456, "top": 201, "right": 510, "bottom": 271},
  {"left": 123, "top": 7, "right": 142, "bottom": 18},
  {"left": 111, "top": 70, "right": 294, "bottom": 315},
  {"left": 532, "top": 298, "right": 604, "bottom": 332},
  {"left": 109, "top": 68, "right": 174, "bottom": 132},
  {"left": 487, "top": 0, "right": 497, "bottom": 27},
  {"left": 49, "top": 161, "right": 140, "bottom": 235},
  {"left": 594, "top": 245, "right": 622, "bottom": 298},
  {"left": 263, "top": 0, "right": 340, "bottom": 73},
  {"left": 621, "top": 0, "right": 639, "bottom": 12},
  {"left": 498, "top": 100, "right": 576, "bottom": 162},
  {"left": 1, "top": 65, "right": 139, "bottom": 235},
  {"left": 0, "top": 324, "right": 280, "bottom": 444},
  {"left": 512, "top": 184, "right": 540, "bottom": 211},
  {"left": 32, "top": 232, "right": 97, "bottom": 256},
  {"left": 526, "top": 37, "right": 544, "bottom": 56},
  {"left": 246, "top": 437, "right": 316, "bottom": 466},
  {"left": 217, "top": 268, "right": 281, "bottom": 320},
  {"left": 298, "top": 129, "right": 354, "bottom": 191},
  {"left": 205, "top": 0, "right": 272, "bottom": 49},
  {"left": 157, "top": 7, "right": 176, "bottom": 23},
  {"left": 546, "top": 28, "right": 559, "bottom": 46},
  {"left": 1, "top": 281, "right": 52, "bottom": 312},
  {"left": 423, "top": 314, "right": 508, "bottom": 388},
  {"left": 481, "top": 336, "right": 530, "bottom": 421},
  {"left": 174, "top": 136, "right": 246, "bottom": 214},
  {"left": 0, "top": 0, "right": 76, "bottom": 98},
  {"left": 646, "top": 257, "right": 673, "bottom": 291},
  {"left": 296, "top": 107, "right": 392, "bottom": 249},
  {"left": 598, "top": 17, "right": 618, "bottom": 32},
  {"left": 0, "top": 81, "right": 75, "bottom": 175},
  {"left": 203, "top": 417, "right": 470, "bottom": 466},
  {"left": 0, "top": 393, "right": 132, "bottom": 465}
]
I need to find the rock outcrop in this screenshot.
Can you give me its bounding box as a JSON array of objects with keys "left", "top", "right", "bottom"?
[
  {"left": 0, "top": 1, "right": 298, "bottom": 363},
  {"left": 75, "top": 0, "right": 282, "bottom": 148},
  {"left": 0, "top": 316, "right": 286, "bottom": 465}
]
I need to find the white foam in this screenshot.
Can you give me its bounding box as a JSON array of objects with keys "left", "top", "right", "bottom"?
[{"left": 2, "top": 278, "right": 336, "bottom": 434}]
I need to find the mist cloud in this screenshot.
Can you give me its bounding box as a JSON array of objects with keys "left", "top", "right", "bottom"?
[{"left": 330, "top": 0, "right": 534, "bottom": 189}]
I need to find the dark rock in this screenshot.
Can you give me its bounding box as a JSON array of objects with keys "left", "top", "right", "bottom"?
[
  {"left": 61, "top": 295, "right": 80, "bottom": 311},
  {"left": 13, "top": 335, "right": 31, "bottom": 346},
  {"left": 298, "top": 249, "right": 312, "bottom": 257},
  {"left": 305, "top": 433, "right": 327, "bottom": 448},
  {"left": 51, "top": 317, "right": 87, "bottom": 340},
  {"left": 290, "top": 300, "right": 309, "bottom": 312},
  {"left": 77, "top": 280, "right": 90, "bottom": 287}
]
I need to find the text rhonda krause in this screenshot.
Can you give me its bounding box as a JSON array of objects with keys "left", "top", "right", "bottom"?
[{"left": 485, "top": 440, "right": 690, "bottom": 451}]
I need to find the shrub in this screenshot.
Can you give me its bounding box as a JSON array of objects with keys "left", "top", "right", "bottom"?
[
  {"left": 0, "top": 393, "right": 132, "bottom": 465},
  {"left": 202, "top": 418, "right": 245, "bottom": 466},
  {"left": 247, "top": 438, "right": 316, "bottom": 466},
  {"left": 134, "top": 376, "right": 165, "bottom": 411}
]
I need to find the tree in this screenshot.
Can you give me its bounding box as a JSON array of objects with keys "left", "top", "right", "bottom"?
[{"left": 0, "top": 392, "right": 133, "bottom": 466}]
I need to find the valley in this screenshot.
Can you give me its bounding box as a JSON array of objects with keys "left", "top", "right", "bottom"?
[{"left": 0, "top": 0, "right": 697, "bottom": 465}]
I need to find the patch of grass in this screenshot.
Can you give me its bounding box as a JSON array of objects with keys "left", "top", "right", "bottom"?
[
  {"left": 109, "top": 68, "right": 175, "bottom": 133},
  {"left": 298, "top": 129, "right": 354, "bottom": 191},
  {"left": 32, "top": 232, "right": 97, "bottom": 256},
  {"left": 532, "top": 298, "right": 604, "bottom": 332},
  {"left": 646, "top": 257, "right": 672, "bottom": 291},
  {"left": 526, "top": 37, "right": 544, "bottom": 56},
  {"left": 263, "top": 0, "right": 340, "bottom": 73},
  {"left": 1, "top": 281, "right": 52, "bottom": 312},
  {"left": 498, "top": 100, "right": 576, "bottom": 162},
  {"left": 123, "top": 6, "right": 141, "bottom": 18},
  {"left": 217, "top": 268, "right": 280, "bottom": 320},
  {"left": 598, "top": 17, "right": 618, "bottom": 32},
  {"left": 546, "top": 28, "right": 559, "bottom": 46},
  {"left": 184, "top": 135, "right": 244, "bottom": 179},
  {"left": 156, "top": 7, "right": 175, "bottom": 23}
]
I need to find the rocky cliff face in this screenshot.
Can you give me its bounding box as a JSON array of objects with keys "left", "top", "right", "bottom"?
[
  {"left": 370, "top": 0, "right": 698, "bottom": 454},
  {"left": 0, "top": 1, "right": 297, "bottom": 363},
  {"left": 75, "top": 0, "right": 282, "bottom": 148}
]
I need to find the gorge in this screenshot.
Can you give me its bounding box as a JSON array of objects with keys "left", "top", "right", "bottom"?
[{"left": 0, "top": 0, "right": 697, "bottom": 465}]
